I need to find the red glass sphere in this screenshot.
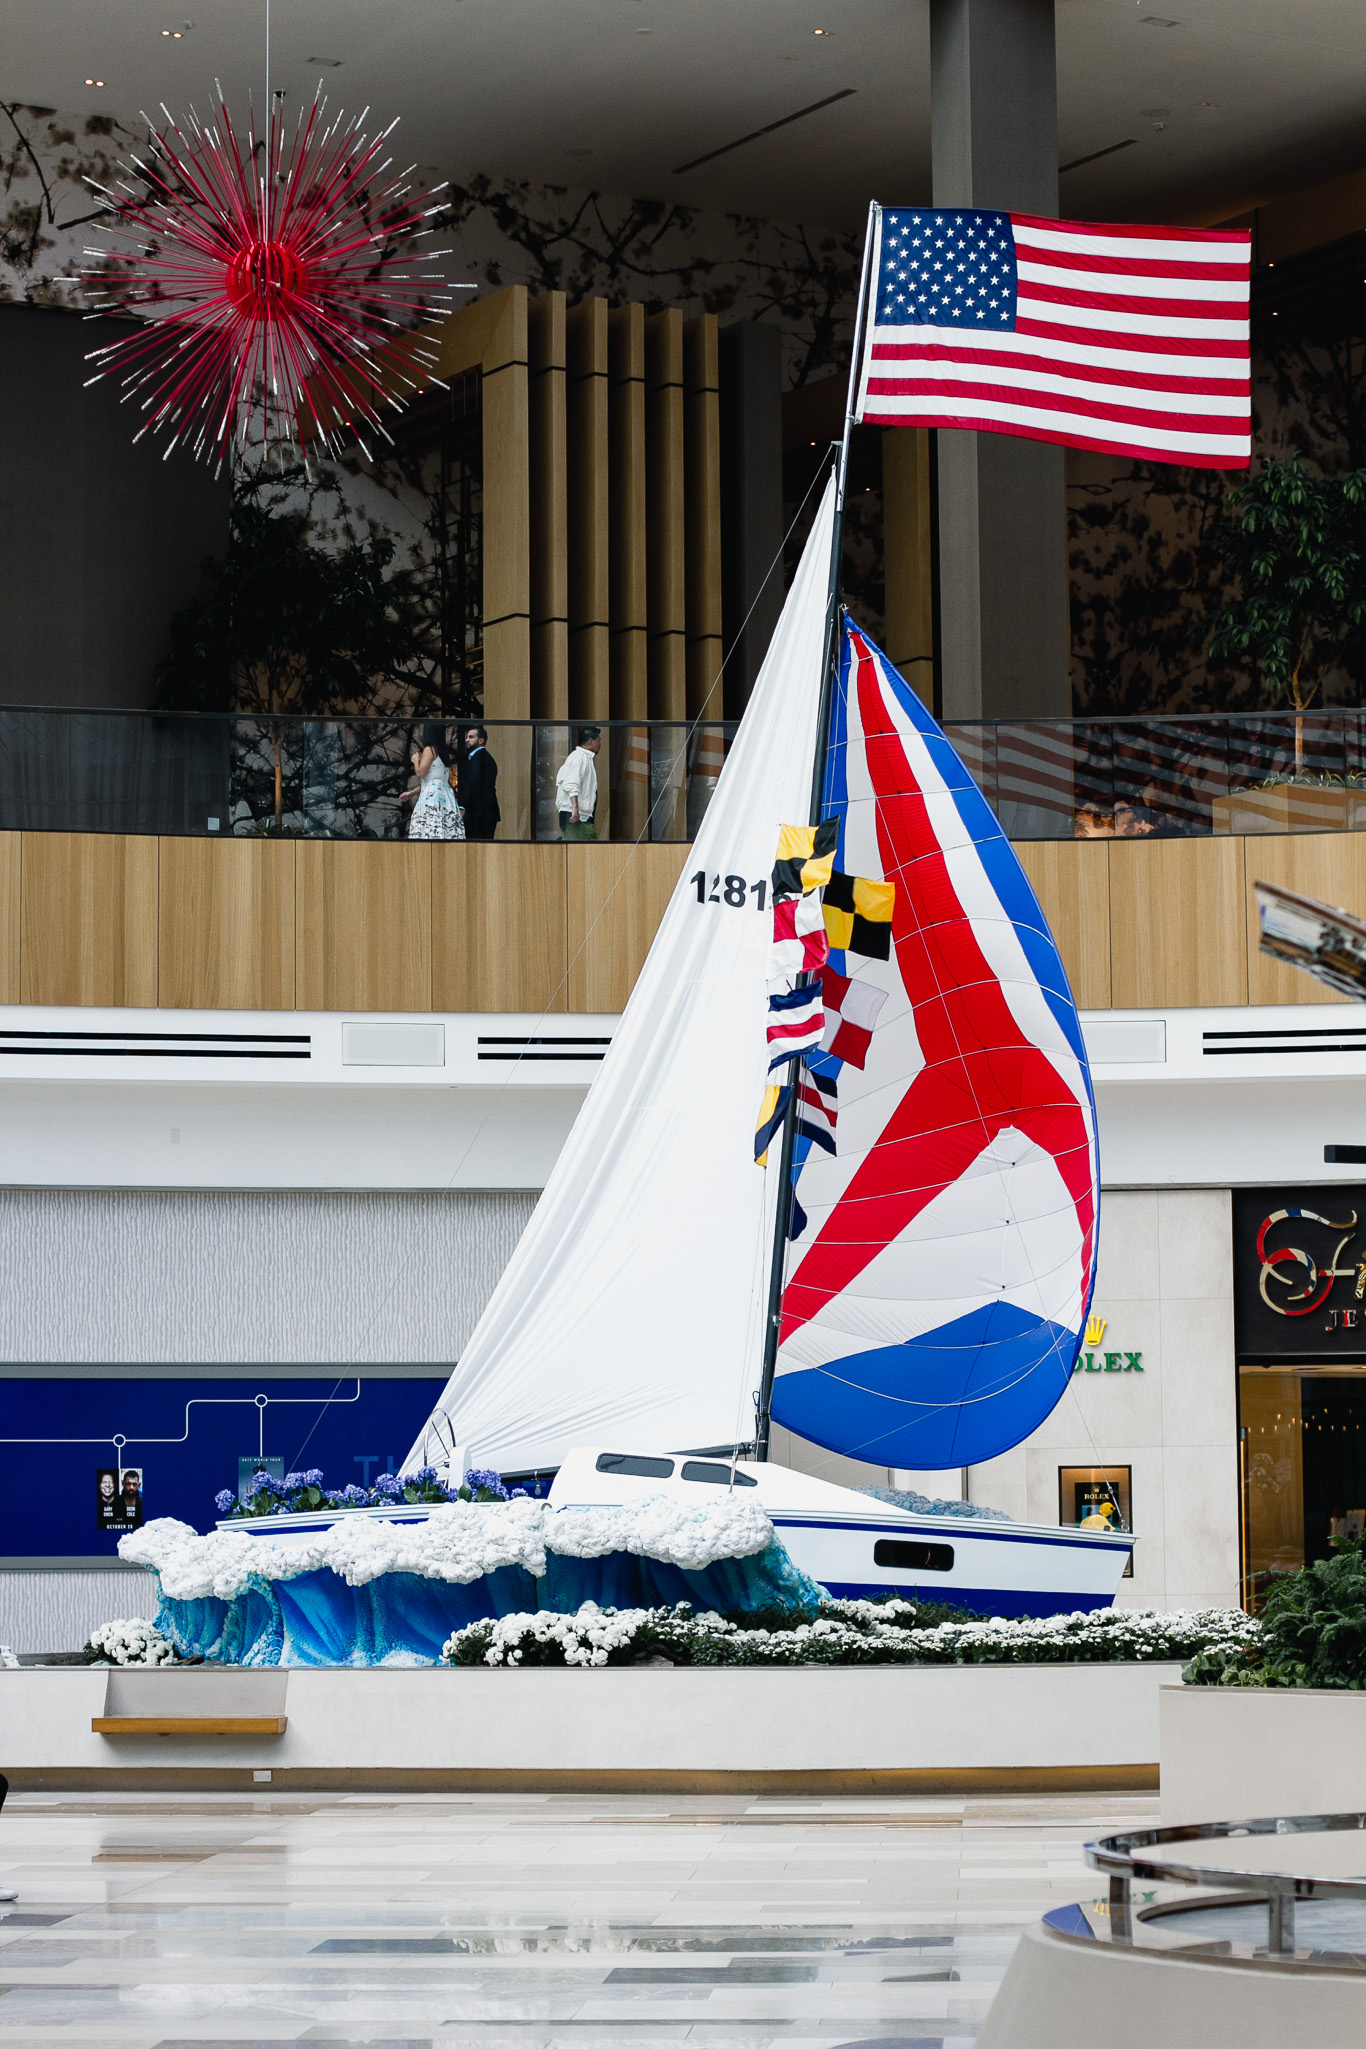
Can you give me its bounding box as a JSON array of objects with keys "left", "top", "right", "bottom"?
[{"left": 225, "top": 238, "right": 305, "bottom": 317}]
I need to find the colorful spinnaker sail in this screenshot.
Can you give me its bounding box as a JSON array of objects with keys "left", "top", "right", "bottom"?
[{"left": 771, "top": 621, "right": 1100, "bottom": 1468}]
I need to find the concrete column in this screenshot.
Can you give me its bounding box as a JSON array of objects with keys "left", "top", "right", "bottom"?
[
  {"left": 930, "top": 0, "right": 1070, "bottom": 719},
  {"left": 718, "top": 322, "right": 784, "bottom": 720}
]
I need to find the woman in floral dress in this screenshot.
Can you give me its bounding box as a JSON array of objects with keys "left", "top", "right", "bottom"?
[{"left": 402, "top": 723, "right": 465, "bottom": 841}]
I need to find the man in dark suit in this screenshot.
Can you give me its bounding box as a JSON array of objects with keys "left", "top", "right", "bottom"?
[{"left": 461, "top": 725, "right": 500, "bottom": 840}]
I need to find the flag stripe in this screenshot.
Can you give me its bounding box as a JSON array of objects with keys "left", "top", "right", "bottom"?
[
  {"left": 872, "top": 343, "right": 1246, "bottom": 399},
  {"left": 859, "top": 205, "right": 1251, "bottom": 468},
  {"left": 871, "top": 333, "right": 1248, "bottom": 379},
  {"left": 860, "top": 395, "right": 1247, "bottom": 461},
  {"left": 866, "top": 375, "right": 1248, "bottom": 433},
  {"left": 1017, "top": 262, "right": 1248, "bottom": 303},
  {"left": 1011, "top": 215, "right": 1249, "bottom": 256}
]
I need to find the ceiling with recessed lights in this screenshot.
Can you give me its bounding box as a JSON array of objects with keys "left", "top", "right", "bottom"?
[{"left": 5, "top": 0, "right": 1364, "bottom": 231}]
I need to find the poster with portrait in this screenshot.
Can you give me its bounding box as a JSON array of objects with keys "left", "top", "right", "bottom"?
[
  {"left": 117, "top": 1466, "right": 144, "bottom": 1530},
  {"left": 96, "top": 1467, "right": 122, "bottom": 1532}
]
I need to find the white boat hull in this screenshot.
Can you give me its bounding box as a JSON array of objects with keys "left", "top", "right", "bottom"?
[{"left": 547, "top": 1448, "right": 1133, "bottom": 1618}]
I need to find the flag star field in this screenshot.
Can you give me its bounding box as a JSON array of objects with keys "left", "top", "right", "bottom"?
[{"left": 877, "top": 210, "right": 1018, "bottom": 328}]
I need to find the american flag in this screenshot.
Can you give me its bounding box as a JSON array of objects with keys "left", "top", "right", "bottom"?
[{"left": 854, "top": 205, "right": 1251, "bottom": 469}]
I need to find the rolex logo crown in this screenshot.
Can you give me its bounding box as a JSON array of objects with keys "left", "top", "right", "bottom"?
[{"left": 1084, "top": 1314, "right": 1107, "bottom": 1348}]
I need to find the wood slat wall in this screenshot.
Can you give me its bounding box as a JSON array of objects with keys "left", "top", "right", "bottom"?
[
  {"left": 418, "top": 291, "right": 721, "bottom": 753},
  {"left": 528, "top": 293, "right": 569, "bottom": 723},
  {"left": 8, "top": 829, "right": 1366, "bottom": 1017},
  {"left": 565, "top": 299, "right": 611, "bottom": 726},
  {"left": 683, "top": 315, "right": 724, "bottom": 721}
]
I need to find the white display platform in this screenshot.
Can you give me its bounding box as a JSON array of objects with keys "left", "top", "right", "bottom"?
[
  {"left": 1, "top": 1661, "right": 1180, "bottom": 1790},
  {"left": 977, "top": 1919, "right": 1365, "bottom": 2047},
  {"left": 1161, "top": 1680, "right": 1366, "bottom": 1825}
]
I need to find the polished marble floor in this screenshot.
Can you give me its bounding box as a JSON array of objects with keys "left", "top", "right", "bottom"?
[{"left": 0, "top": 1788, "right": 1160, "bottom": 2047}]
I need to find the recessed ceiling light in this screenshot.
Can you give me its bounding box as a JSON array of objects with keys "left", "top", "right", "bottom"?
[
  {"left": 814, "top": 25, "right": 832, "bottom": 33},
  {"left": 85, "top": 76, "right": 105, "bottom": 86}
]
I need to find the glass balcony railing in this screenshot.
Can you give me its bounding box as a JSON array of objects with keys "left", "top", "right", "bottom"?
[
  {"left": 0, "top": 703, "right": 1362, "bottom": 843},
  {"left": 941, "top": 708, "right": 1366, "bottom": 840},
  {"left": 0, "top": 711, "right": 734, "bottom": 844}
]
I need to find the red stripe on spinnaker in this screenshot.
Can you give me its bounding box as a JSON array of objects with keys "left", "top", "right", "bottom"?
[{"left": 780, "top": 632, "right": 1097, "bottom": 1345}]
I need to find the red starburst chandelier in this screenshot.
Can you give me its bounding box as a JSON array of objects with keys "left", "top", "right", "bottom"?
[{"left": 83, "top": 87, "right": 460, "bottom": 466}]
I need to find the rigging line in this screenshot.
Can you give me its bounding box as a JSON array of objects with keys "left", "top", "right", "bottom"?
[
  {"left": 332, "top": 463, "right": 836, "bottom": 1433},
  {"left": 755, "top": 199, "right": 878, "bottom": 1462}
]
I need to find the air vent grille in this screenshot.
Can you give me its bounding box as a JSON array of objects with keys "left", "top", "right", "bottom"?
[
  {"left": 0, "top": 1030, "right": 310, "bottom": 1061},
  {"left": 477, "top": 1036, "right": 611, "bottom": 1062},
  {"left": 1203, "top": 1027, "right": 1366, "bottom": 1059}
]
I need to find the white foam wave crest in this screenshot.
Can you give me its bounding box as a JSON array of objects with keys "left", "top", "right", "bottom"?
[{"left": 120, "top": 1494, "right": 777, "bottom": 1602}]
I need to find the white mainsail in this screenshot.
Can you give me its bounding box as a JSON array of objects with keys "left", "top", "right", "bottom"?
[{"left": 403, "top": 477, "right": 838, "bottom": 1474}]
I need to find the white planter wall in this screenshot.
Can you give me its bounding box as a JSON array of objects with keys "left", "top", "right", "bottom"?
[
  {"left": 2, "top": 1661, "right": 1182, "bottom": 1782},
  {"left": 1161, "top": 1681, "right": 1366, "bottom": 1826}
]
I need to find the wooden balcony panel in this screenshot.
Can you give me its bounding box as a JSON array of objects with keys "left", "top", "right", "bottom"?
[
  {"left": 19, "top": 831, "right": 158, "bottom": 1008},
  {"left": 295, "top": 841, "right": 432, "bottom": 1013},
  {"left": 159, "top": 836, "right": 295, "bottom": 1011}
]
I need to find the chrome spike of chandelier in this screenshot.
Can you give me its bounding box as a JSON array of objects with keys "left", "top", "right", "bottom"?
[{"left": 82, "top": 83, "right": 459, "bottom": 468}]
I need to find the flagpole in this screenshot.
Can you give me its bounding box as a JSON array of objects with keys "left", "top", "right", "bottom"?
[{"left": 753, "top": 200, "right": 880, "bottom": 1461}]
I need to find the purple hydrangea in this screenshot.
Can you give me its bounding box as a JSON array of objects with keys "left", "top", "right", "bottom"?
[
  {"left": 335, "top": 1484, "right": 369, "bottom": 1506},
  {"left": 214, "top": 1489, "right": 234, "bottom": 1514},
  {"left": 372, "top": 1472, "right": 403, "bottom": 1499},
  {"left": 303, "top": 1468, "right": 325, "bottom": 1488},
  {"left": 464, "top": 1468, "right": 510, "bottom": 1501}
]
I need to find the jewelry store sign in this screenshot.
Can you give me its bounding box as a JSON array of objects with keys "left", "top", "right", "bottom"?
[
  {"left": 1072, "top": 1316, "right": 1143, "bottom": 1374},
  {"left": 1234, "top": 1185, "right": 1366, "bottom": 1358}
]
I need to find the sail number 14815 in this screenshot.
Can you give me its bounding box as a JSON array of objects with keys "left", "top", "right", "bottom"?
[{"left": 691, "top": 872, "right": 767, "bottom": 909}]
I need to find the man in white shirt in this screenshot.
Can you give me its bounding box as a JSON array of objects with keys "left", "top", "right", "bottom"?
[{"left": 555, "top": 726, "right": 602, "bottom": 840}]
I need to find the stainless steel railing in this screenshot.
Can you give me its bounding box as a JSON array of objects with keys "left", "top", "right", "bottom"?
[{"left": 1087, "top": 1811, "right": 1366, "bottom": 1959}]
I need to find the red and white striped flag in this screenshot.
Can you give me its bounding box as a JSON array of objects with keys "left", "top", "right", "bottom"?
[{"left": 854, "top": 205, "right": 1250, "bottom": 469}]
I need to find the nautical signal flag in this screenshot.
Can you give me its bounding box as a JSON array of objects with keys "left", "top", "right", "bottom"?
[
  {"left": 767, "top": 984, "right": 825, "bottom": 1070},
  {"left": 823, "top": 869, "right": 895, "bottom": 959},
  {"left": 772, "top": 891, "right": 830, "bottom": 977},
  {"left": 795, "top": 1065, "right": 838, "bottom": 1155},
  {"left": 820, "top": 968, "right": 888, "bottom": 1069},
  {"left": 754, "top": 1081, "right": 792, "bottom": 1165},
  {"left": 772, "top": 819, "right": 838, "bottom": 900}
]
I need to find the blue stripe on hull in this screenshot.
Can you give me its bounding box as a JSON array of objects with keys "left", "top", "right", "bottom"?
[{"left": 820, "top": 1582, "right": 1115, "bottom": 1619}]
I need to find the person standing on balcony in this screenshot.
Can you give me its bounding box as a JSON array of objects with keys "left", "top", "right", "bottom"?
[
  {"left": 461, "top": 726, "right": 500, "bottom": 841},
  {"left": 402, "top": 723, "right": 466, "bottom": 841},
  {"left": 556, "top": 727, "right": 601, "bottom": 841}
]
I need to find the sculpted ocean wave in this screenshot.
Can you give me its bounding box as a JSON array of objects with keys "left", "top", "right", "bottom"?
[{"left": 120, "top": 1494, "right": 780, "bottom": 1604}]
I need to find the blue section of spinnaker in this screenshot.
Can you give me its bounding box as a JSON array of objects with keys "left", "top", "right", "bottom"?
[{"left": 773, "top": 1304, "right": 1079, "bottom": 1470}]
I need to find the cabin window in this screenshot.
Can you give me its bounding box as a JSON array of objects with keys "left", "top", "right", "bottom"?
[
  {"left": 679, "top": 1461, "right": 758, "bottom": 1487},
  {"left": 595, "top": 1453, "right": 675, "bottom": 1478},
  {"left": 873, "top": 1538, "right": 954, "bottom": 1573}
]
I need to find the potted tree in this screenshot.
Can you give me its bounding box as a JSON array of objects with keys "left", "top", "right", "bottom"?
[{"left": 1202, "top": 455, "right": 1366, "bottom": 834}]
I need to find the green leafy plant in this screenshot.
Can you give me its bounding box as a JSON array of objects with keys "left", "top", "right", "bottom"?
[
  {"left": 1203, "top": 454, "right": 1366, "bottom": 729},
  {"left": 1185, "top": 1534, "right": 1366, "bottom": 1689}
]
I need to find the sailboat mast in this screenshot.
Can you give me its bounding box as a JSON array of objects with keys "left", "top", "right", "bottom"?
[{"left": 753, "top": 201, "right": 880, "bottom": 1461}]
